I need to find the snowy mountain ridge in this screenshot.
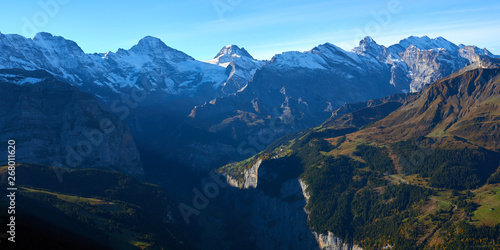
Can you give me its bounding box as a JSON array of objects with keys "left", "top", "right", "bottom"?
[
  {"left": 0, "top": 32, "right": 262, "bottom": 102},
  {"left": 187, "top": 36, "right": 499, "bottom": 161},
  {"left": 268, "top": 35, "right": 496, "bottom": 92},
  {"left": 0, "top": 32, "right": 496, "bottom": 101},
  {"left": 1, "top": 31, "right": 497, "bottom": 172},
  {"left": 205, "top": 44, "right": 265, "bottom": 93}
]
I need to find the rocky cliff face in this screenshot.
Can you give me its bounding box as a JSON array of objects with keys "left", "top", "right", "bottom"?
[
  {"left": 223, "top": 178, "right": 319, "bottom": 250},
  {"left": 313, "top": 232, "right": 363, "bottom": 250},
  {"left": 221, "top": 161, "right": 362, "bottom": 250},
  {"left": 398, "top": 45, "right": 466, "bottom": 92},
  {"left": 185, "top": 37, "right": 498, "bottom": 170},
  {"left": 224, "top": 159, "right": 262, "bottom": 188},
  {"left": 367, "top": 67, "right": 500, "bottom": 149},
  {"left": 0, "top": 32, "right": 262, "bottom": 108},
  {"left": 1, "top": 33, "right": 497, "bottom": 172},
  {"left": 0, "top": 69, "right": 143, "bottom": 176},
  {"left": 205, "top": 45, "right": 265, "bottom": 94},
  {"left": 388, "top": 36, "right": 496, "bottom": 92},
  {"left": 299, "top": 178, "right": 363, "bottom": 250}
]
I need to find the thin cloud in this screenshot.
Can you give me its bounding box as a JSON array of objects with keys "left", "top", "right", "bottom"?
[
  {"left": 426, "top": 6, "right": 500, "bottom": 15},
  {"left": 197, "top": 1, "right": 365, "bottom": 35}
]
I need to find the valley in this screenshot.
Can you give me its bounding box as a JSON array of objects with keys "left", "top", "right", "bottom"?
[{"left": 0, "top": 32, "right": 499, "bottom": 249}]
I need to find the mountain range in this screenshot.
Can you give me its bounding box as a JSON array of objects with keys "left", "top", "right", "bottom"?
[
  {"left": 0, "top": 32, "right": 262, "bottom": 107},
  {"left": 1, "top": 32, "right": 500, "bottom": 249},
  {"left": 185, "top": 36, "right": 499, "bottom": 168},
  {"left": 0, "top": 32, "right": 495, "bottom": 106},
  {"left": 219, "top": 65, "right": 500, "bottom": 249},
  {"left": 0, "top": 32, "right": 498, "bottom": 170},
  {"left": 0, "top": 69, "right": 143, "bottom": 176}
]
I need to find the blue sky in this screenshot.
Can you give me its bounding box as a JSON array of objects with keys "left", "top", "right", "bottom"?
[{"left": 0, "top": 0, "right": 499, "bottom": 60}]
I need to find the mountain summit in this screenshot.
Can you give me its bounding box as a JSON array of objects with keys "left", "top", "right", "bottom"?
[
  {"left": 129, "top": 36, "right": 194, "bottom": 62},
  {"left": 213, "top": 44, "right": 255, "bottom": 63},
  {"left": 352, "top": 36, "right": 387, "bottom": 59},
  {"left": 395, "top": 35, "right": 459, "bottom": 52},
  {"left": 205, "top": 44, "right": 264, "bottom": 94}
]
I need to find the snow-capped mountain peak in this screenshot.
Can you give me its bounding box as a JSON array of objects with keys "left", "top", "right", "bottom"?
[
  {"left": 33, "top": 32, "right": 81, "bottom": 49},
  {"left": 352, "top": 36, "right": 386, "bottom": 58},
  {"left": 310, "top": 42, "right": 354, "bottom": 60},
  {"left": 217, "top": 45, "right": 253, "bottom": 59},
  {"left": 129, "top": 36, "right": 194, "bottom": 62},
  {"left": 0, "top": 33, "right": 236, "bottom": 98},
  {"left": 312, "top": 42, "right": 345, "bottom": 54},
  {"left": 208, "top": 44, "right": 255, "bottom": 66},
  {"left": 360, "top": 36, "right": 376, "bottom": 44},
  {"left": 0, "top": 32, "right": 497, "bottom": 108},
  {"left": 204, "top": 44, "right": 264, "bottom": 93},
  {"left": 397, "top": 35, "right": 458, "bottom": 52},
  {"left": 30, "top": 32, "right": 84, "bottom": 60},
  {"left": 33, "top": 32, "right": 55, "bottom": 40},
  {"left": 459, "top": 45, "right": 498, "bottom": 61},
  {"left": 205, "top": 44, "right": 262, "bottom": 70},
  {"left": 133, "top": 36, "right": 167, "bottom": 49}
]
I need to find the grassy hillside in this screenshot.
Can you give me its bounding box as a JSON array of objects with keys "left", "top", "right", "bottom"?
[
  {"left": 219, "top": 68, "right": 500, "bottom": 249},
  {"left": 0, "top": 164, "right": 191, "bottom": 250}
]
